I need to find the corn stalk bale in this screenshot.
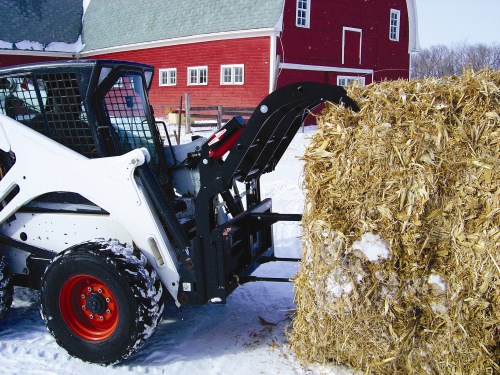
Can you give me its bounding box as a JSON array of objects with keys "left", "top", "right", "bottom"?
[{"left": 291, "top": 69, "right": 499, "bottom": 374}]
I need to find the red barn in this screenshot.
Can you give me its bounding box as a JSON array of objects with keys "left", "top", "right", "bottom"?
[
  {"left": 277, "top": 0, "right": 420, "bottom": 87},
  {"left": 0, "top": 0, "right": 419, "bottom": 110}
]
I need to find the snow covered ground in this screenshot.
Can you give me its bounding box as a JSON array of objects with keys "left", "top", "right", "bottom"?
[{"left": 0, "top": 126, "right": 357, "bottom": 375}]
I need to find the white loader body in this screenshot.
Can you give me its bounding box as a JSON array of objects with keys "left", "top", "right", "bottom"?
[{"left": 0, "top": 114, "right": 181, "bottom": 303}]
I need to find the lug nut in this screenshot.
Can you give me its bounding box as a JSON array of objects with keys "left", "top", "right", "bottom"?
[
  {"left": 98, "top": 288, "right": 103, "bottom": 293},
  {"left": 89, "top": 314, "right": 94, "bottom": 319},
  {"left": 82, "top": 305, "right": 86, "bottom": 310},
  {"left": 99, "top": 316, "right": 104, "bottom": 321},
  {"left": 105, "top": 298, "right": 110, "bottom": 302},
  {"left": 87, "top": 287, "right": 92, "bottom": 292},
  {"left": 81, "top": 294, "right": 85, "bottom": 299},
  {"left": 106, "top": 309, "right": 111, "bottom": 314}
]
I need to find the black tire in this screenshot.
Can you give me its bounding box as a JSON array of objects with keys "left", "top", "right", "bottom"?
[
  {"left": 40, "top": 240, "right": 164, "bottom": 365},
  {"left": 0, "top": 256, "right": 14, "bottom": 319}
]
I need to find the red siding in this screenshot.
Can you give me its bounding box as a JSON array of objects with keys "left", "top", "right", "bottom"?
[
  {"left": 89, "top": 37, "right": 271, "bottom": 112},
  {"left": 278, "top": 0, "right": 410, "bottom": 85},
  {"left": 277, "top": 69, "right": 327, "bottom": 87},
  {"left": 375, "top": 1, "right": 411, "bottom": 81},
  {"left": 0, "top": 54, "right": 68, "bottom": 68}
]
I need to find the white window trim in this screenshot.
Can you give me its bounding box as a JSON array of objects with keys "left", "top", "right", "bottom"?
[
  {"left": 187, "top": 66, "right": 208, "bottom": 86},
  {"left": 220, "top": 64, "right": 245, "bottom": 85},
  {"left": 342, "top": 27, "right": 362, "bottom": 65},
  {"left": 296, "top": 0, "right": 311, "bottom": 28},
  {"left": 337, "top": 75, "right": 365, "bottom": 87},
  {"left": 389, "top": 9, "right": 401, "bottom": 41},
  {"left": 159, "top": 68, "right": 177, "bottom": 86}
]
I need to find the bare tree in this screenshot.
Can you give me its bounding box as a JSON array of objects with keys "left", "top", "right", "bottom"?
[
  {"left": 492, "top": 44, "right": 500, "bottom": 70},
  {"left": 465, "top": 43, "right": 491, "bottom": 70},
  {"left": 411, "top": 42, "right": 499, "bottom": 79}
]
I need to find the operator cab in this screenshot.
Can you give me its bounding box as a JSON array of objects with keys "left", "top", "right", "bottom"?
[{"left": 0, "top": 60, "right": 173, "bottom": 197}]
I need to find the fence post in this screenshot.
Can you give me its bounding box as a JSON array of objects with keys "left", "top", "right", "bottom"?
[
  {"left": 217, "top": 105, "right": 223, "bottom": 129},
  {"left": 185, "top": 93, "right": 191, "bottom": 134},
  {"left": 176, "top": 95, "right": 183, "bottom": 144}
]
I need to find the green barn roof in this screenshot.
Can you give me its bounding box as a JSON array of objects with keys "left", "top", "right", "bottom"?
[{"left": 82, "top": 0, "right": 285, "bottom": 52}]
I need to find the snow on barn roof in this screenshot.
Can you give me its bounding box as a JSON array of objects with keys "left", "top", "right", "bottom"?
[
  {"left": 81, "top": 0, "right": 285, "bottom": 53},
  {"left": 0, "top": 0, "right": 83, "bottom": 53}
]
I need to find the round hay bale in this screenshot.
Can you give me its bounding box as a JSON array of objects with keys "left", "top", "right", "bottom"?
[{"left": 291, "top": 69, "right": 499, "bottom": 374}]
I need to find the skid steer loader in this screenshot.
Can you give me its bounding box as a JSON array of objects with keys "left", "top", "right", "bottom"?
[{"left": 0, "top": 60, "right": 358, "bottom": 364}]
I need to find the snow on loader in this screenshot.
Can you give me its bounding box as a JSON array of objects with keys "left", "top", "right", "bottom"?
[{"left": 0, "top": 60, "right": 358, "bottom": 364}]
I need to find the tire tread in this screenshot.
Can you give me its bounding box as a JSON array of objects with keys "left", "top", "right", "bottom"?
[
  {"left": 40, "top": 239, "right": 164, "bottom": 364},
  {"left": 0, "top": 257, "right": 13, "bottom": 319}
]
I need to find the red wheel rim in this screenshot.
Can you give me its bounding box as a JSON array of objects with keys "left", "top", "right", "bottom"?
[{"left": 59, "top": 274, "right": 119, "bottom": 341}]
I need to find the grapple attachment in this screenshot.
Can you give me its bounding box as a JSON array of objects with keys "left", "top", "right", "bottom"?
[
  {"left": 204, "top": 82, "right": 359, "bottom": 187},
  {"left": 189, "top": 82, "right": 359, "bottom": 305}
]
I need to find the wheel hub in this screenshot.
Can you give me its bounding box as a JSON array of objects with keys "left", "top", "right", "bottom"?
[
  {"left": 59, "top": 274, "right": 119, "bottom": 341},
  {"left": 86, "top": 292, "right": 106, "bottom": 315}
]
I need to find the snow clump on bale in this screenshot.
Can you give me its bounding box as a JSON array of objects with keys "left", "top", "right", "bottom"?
[{"left": 291, "top": 69, "right": 499, "bottom": 374}]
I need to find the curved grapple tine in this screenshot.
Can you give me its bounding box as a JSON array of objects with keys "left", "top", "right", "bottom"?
[{"left": 222, "top": 82, "right": 358, "bottom": 183}]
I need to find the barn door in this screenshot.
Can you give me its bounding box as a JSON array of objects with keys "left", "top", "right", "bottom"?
[{"left": 342, "top": 27, "right": 362, "bottom": 65}]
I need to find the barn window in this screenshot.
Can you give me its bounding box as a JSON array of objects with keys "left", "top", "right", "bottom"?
[
  {"left": 187, "top": 66, "right": 208, "bottom": 85},
  {"left": 159, "top": 68, "right": 176, "bottom": 86},
  {"left": 296, "top": 0, "right": 310, "bottom": 28},
  {"left": 389, "top": 9, "right": 400, "bottom": 41},
  {"left": 337, "top": 76, "right": 365, "bottom": 87},
  {"left": 220, "top": 65, "right": 244, "bottom": 85}
]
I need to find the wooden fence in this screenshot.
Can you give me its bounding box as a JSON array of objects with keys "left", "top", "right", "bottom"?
[
  {"left": 153, "top": 93, "right": 255, "bottom": 131},
  {"left": 187, "top": 105, "right": 254, "bottom": 129}
]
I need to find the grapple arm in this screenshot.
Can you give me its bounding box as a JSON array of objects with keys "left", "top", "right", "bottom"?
[{"left": 201, "top": 82, "right": 359, "bottom": 188}]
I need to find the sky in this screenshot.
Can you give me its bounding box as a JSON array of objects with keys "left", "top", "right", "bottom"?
[{"left": 416, "top": 0, "right": 500, "bottom": 48}]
